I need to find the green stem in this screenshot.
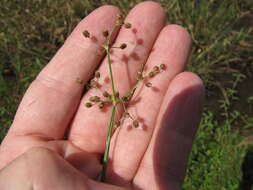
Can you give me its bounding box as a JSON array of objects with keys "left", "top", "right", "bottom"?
[
  {"left": 101, "top": 105, "right": 116, "bottom": 181},
  {"left": 100, "top": 26, "right": 118, "bottom": 181},
  {"left": 107, "top": 51, "right": 117, "bottom": 104}
]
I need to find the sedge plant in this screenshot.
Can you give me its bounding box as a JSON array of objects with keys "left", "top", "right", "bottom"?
[{"left": 82, "top": 15, "right": 166, "bottom": 181}]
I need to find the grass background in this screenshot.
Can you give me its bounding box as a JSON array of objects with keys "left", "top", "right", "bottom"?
[{"left": 0, "top": 0, "right": 253, "bottom": 189}]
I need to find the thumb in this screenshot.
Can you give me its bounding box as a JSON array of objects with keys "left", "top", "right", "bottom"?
[{"left": 0, "top": 147, "right": 126, "bottom": 190}]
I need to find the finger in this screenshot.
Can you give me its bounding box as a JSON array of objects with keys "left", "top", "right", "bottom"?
[
  {"left": 133, "top": 72, "right": 204, "bottom": 190},
  {"left": 5, "top": 6, "right": 121, "bottom": 139},
  {"left": 0, "top": 134, "right": 102, "bottom": 176},
  {"left": 68, "top": 1, "right": 166, "bottom": 153},
  {"left": 107, "top": 25, "right": 192, "bottom": 186},
  {"left": 0, "top": 147, "right": 127, "bottom": 190},
  {"left": 0, "top": 147, "right": 90, "bottom": 190}
]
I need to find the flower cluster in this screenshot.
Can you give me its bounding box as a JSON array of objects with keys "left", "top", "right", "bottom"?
[{"left": 81, "top": 14, "right": 166, "bottom": 181}]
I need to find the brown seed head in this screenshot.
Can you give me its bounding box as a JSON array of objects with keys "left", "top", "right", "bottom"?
[
  {"left": 115, "top": 120, "right": 121, "bottom": 127},
  {"left": 124, "top": 23, "right": 132, "bottom": 29},
  {"left": 95, "top": 71, "right": 100, "bottom": 78},
  {"left": 123, "top": 112, "right": 130, "bottom": 118},
  {"left": 115, "top": 91, "right": 120, "bottom": 98},
  {"left": 83, "top": 30, "right": 90, "bottom": 38},
  {"left": 120, "top": 43, "right": 127, "bottom": 49},
  {"left": 90, "top": 79, "right": 99, "bottom": 88},
  {"left": 160, "top": 64, "right": 166, "bottom": 70},
  {"left": 116, "top": 14, "right": 124, "bottom": 25},
  {"left": 133, "top": 120, "right": 139, "bottom": 128},
  {"left": 153, "top": 66, "right": 160, "bottom": 72},
  {"left": 89, "top": 96, "right": 95, "bottom": 102},
  {"left": 89, "top": 96, "right": 101, "bottom": 102},
  {"left": 103, "top": 91, "right": 110, "bottom": 98},
  {"left": 122, "top": 96, "right": 129, "bottom": 102},
  {"left": 145, "top": 82, "right": 152, "bottom": 88},
  {"left": 102, "top": 30, "right": 109, "bottom": 37},
  {"left": 148, "top": 71, "right": 155, "bottom": 78},
  {"left": 116, "top": 14, "right": 124, "bottom": 20},
  {"left": 99, "top": 102, "right": 105, "bottom": 109},
  {"left": 85, "top": 102, "right": 93, "bottom": 108}
]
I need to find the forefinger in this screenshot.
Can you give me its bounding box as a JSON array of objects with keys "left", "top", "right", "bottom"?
[{"left": 5, "top": 6, "right": 121, "bottom": 140}]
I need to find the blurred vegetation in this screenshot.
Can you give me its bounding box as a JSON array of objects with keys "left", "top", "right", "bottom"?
[{"left": 0, "top": 0, "right": 253, "bottom": 189}]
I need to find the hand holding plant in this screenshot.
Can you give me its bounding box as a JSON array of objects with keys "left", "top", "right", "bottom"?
[{"left": 0, "top": 2, "right": 204, "bottom": 190}]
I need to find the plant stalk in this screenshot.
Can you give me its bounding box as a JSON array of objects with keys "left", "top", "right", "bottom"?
[
  {"left": 100, "top": 105, "right": 116, "bottom": 181},
  {"left": 100, "top": 34, "right": 118, "bottom": 181}
]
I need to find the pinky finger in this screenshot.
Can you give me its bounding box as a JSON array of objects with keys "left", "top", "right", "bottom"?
[{"left": 133, "top": 72, "right": 205, "bottom": 190}]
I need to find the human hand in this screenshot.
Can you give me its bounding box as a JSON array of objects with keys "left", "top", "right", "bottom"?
[{"left": 0, "top": 2, "right": 204, "bottom": 190}]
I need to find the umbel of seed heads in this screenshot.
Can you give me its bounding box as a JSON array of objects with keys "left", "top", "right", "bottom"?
[
  {"left": 82, "top": 16, "right": 139, "bottom": 127},
  {"left": 144, "top": 64, "right": 166, "bottom": 87},
  {"left": 82, "top": 16, "right": 131, "bottom": 51},
  {"left": 81, "top": 14, "right": 168, "bottom": 182},
  {"left": 82, "top": 15, "right": 166, "bottom": 129}
]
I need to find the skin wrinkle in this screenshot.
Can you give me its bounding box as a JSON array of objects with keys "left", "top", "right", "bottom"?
[
  {"left": 34, "top": 75, "right": 80, "bottom": 96},
  {"left": 70, "top": 133, "right": 106, "bottom": 152},
  {"left": 10, "top": 85, "right": 77, "bottom": 138},
  {"left": 26, "top": 99, "right": 36, "bottom": 107},
  {"left": 66, "top": 38, "right": 99, "bottom": 52},
  {"left": 17, "top": 99, "right": 37, "bottom": 120},
  {"left": 47, "top": 36, "right": 104, "bottom": 76},
  {"left": 18, "top": 95, "right": 66, "bottom": 124},
  {"left": 38, "top": 61, "right": 87, "bottom": 91}
]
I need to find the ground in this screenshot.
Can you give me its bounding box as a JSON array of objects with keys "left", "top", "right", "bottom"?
[{"left": 0, "top": 0, "right": 253, "bottom": 189}]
